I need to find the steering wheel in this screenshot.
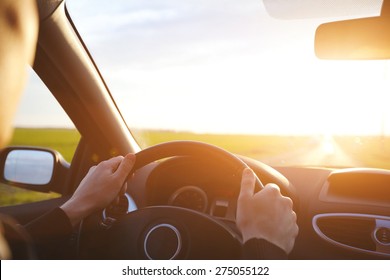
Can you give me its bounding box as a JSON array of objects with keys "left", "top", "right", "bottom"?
[{"left": 81, "top": 140, "right": 293, "bottom": 259}]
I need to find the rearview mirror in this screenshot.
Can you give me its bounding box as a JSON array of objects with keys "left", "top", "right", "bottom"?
[{"left": 315, "top": 0, "right": 390, "bottom": 60}]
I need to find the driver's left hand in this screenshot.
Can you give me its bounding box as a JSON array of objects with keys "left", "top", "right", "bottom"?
[{"left": 60, "top": 153, "right": 136, "bottom": 226}]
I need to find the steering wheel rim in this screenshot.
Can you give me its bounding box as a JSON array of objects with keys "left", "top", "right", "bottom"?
[
  {"left": 132, "top": 140, "right": 264, "bottom": 191},
  {"left": 80, "top": 140, "right": 293, "bottom": 259},
  {"left": 133, "top": 140, "right": 296, "bottom": 201},
  {"left": 109, "top": 141, "right": 257, "bottom": 259}
]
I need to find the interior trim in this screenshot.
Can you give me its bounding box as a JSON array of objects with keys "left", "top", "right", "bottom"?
[{"left": 313, "top": 213, "right": 390, "bottom": 257}]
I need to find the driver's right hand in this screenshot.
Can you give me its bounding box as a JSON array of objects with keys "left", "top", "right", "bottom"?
[{"left": 236, "top": 168, "right": 299, "bottom": 254}]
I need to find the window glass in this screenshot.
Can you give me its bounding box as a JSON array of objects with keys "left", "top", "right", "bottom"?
[
  {"left": 67, "top": 0, "right": 390, "bottom": 169},
  {"left": 0, "top": 70, "right": 80, "bottom": 207}
]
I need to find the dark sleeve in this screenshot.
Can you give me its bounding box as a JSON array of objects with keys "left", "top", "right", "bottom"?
[
  {"left": 241, "top": 238, "right": 288, "bottom": 259},
  {"left": 24, "top": 207, "right": 75, "bottom": 259}
]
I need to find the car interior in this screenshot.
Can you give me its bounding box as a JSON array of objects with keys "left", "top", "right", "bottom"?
[{"left": 0, "top": 0, "right": 389, "bottom": 260}]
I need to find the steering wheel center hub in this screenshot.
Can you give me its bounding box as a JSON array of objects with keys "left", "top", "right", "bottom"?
[{"left": 144, "top": 223, "right": 182, "bottom": 260}]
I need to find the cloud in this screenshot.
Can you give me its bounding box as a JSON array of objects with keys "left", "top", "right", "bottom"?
[
  {"left": 21, "top": 0, "right": 390, "bottom": 136},
  {"left": 68, "top": 0, "right": 270, "bottom": 72}
]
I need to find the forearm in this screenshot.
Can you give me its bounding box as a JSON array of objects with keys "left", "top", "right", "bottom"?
[
  {"left": 24, "top": 207, "right": 74, "bottom": 259},
  {"left": 242, "top": 238, "right": 288, "bottom": 260}
]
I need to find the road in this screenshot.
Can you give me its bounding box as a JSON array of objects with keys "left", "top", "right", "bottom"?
[{"left": 261, "top": 135, "right": 361, "bottom": 167}]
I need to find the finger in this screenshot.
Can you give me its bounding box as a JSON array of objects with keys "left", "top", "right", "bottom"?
[
  {"left": 238, "top": 168, "right": 256, "bottom": 201},
  {"left": 103, "top": 156, "right": 124, "bottom": 172},
  {"left": 263, "top": 183, "right": 281, "bottom": 196},
  {"left": 86, "top": 164, "right": 97, "bottom": 175},
  {"left": 113, "top": 153, "right": 136, "bottom": 179}
]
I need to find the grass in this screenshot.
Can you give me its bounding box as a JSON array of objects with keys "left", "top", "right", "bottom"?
[
  {"left": 134, "top": 130, "right": 390, "bottom": 169},
  {"left": 133, "top": 130, "right": 312, "bottom": 159},
  {"left": 8, "top": 128, "right": 390, "bottom": 168},
  {"left": 0, "top": 183, "right": 60, "bottom": 206},
  {"left": 2, "top": 128, "right": 390, "bottom": 206},
  {"left": 10, "top": 128, "right": 80, "bottom": 162},
  {"left": 334, "top": 135, "right": 390, "bottom": 170}
]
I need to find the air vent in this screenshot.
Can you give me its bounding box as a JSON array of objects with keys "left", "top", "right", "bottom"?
[
  {"left": 313, "top": 213, "right": 390, "bottom": 257},
  {"left": 316, "top": 216, "right": 375, "bottom": 250}
]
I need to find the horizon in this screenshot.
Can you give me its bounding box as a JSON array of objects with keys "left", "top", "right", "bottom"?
[{"left": 15, "top": 0, "right": 390, "bottom": 137}]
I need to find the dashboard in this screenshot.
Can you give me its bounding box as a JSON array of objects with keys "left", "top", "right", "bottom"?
[
  {"left": 277, "top": 166, "right": 390, "bottom": 259},
  {"left": 145, "top": 157, "right": 241, "bottom": 221},
  {"left": 129, "top": 156, "right": 390, "bottom": 259},
  {"left": 99, "top": 154, "right": 390, "bottom": 259}
]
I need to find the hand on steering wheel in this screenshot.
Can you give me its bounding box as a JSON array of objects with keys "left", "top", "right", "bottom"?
[
  {"left": 237, "top": 168, "right": 299, "bottom": 254},
  {"left": 78, "top": 141, "right": 298, "bottom": 259}
]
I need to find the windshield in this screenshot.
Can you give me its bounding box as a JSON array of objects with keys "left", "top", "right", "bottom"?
[{"left": 66, "top": 0, "right": 390, "bottom": 168}]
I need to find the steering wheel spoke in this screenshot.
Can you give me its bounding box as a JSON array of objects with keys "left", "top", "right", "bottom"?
[{"left": 106, "top": 206, "right": 241, "bottom": 259}]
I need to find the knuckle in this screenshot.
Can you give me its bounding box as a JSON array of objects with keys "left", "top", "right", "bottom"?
[
  {"left": 282, "top": 196, "right": 293, "bottom": 208},
  {"left": 89, "top": 165, "right": 97, "bottom": 172},
  {"left": 97, "top": 159, "right": 110, "bottom": 168},
  {"left": 293, "top": 223, "right": 299, "bottom": 236},
  {"left": 289, "top": 211, "right": 297, "bottom": 225},
  {"left": 265, "top": 184, "right": 281, "bottom": 196}
]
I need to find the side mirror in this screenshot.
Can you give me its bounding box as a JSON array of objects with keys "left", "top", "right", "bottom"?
[{"left": 0, "top": 147, "right": 69, "bottom": 193}]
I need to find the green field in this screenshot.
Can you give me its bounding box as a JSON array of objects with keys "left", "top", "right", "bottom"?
[
  {"left": 334, "top": 135, "right": 390, "bottom": 169},
  {"left": 133, "top": 130, "right": 390, "bottom": 169},
  {"left": 133, "top": 130, "right": 312, "bottom": 159},
  {"left": 10, "top": 128, "right": 81, "bottom": 162},
  {"left": 1, "top": 128, "right": 390, "bottom": 206},
  {"left": 8, "top": 128, "right": 390, "bottom": 168}
]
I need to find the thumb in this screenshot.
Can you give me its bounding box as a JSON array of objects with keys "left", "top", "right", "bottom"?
[{"left": 238, "top": 168, "right": 256, "bottom": 202}]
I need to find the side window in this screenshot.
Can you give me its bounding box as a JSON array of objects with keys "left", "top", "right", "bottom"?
[{"left": 0, "top": 69, "right": 80, "bottom": 207}]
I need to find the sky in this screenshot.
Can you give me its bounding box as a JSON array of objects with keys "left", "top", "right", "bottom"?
[{"left": 15, "top": 0, "right": 390, "bottom": 136}]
